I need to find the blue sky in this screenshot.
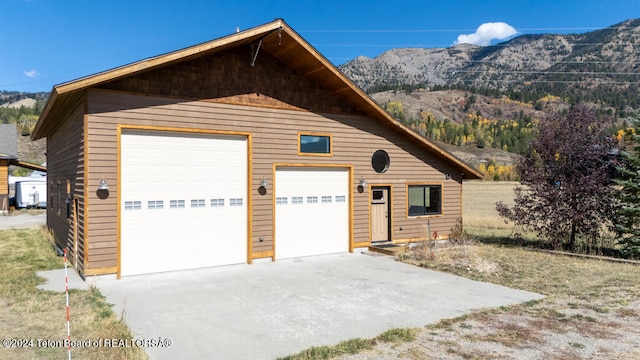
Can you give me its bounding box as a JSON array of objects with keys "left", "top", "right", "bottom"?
[{"left": 1, "top": 0, "right": 638, "bottom": 92}]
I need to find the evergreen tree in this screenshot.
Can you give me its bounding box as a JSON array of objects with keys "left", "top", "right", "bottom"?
[{"left": 613, "top": 108, "right": 640, "bottom": 259}]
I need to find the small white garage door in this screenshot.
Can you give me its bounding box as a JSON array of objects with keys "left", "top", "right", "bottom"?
[
  {"left": 275, "top": 167, "right": 349, "bottom": 259},
  {"left": 120, "top": 130, "right": 247, "bottom": 276}
]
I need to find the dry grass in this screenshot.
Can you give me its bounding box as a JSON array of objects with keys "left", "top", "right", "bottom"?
[
  {"left": 378, "top": 242, "right": 640, "bottom": 360},
  {"left": 0, "top": 227, "right": 147, "bottom": 360},
  {"left": 462, "top": 180, "right": 517, "bottom": 229}
]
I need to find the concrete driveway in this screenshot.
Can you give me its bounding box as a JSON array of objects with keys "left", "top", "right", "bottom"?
[{"left": 92, "top": 252, "right": 544, "bottom": 360}]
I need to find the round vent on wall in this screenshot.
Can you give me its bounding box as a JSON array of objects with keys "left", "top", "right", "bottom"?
[{"left": 371, "top": 150, "right": 390, "bottom": 173}]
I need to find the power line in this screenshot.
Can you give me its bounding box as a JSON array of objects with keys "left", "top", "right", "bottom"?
[
  {"left": 427, "top": 70, "right": 640, "bottom": 76},
  {"left": 358, "top": 76, "right": 640, "bottom": 86},
  {"left": 301, "top": 26, "right": 628, "bottom": 33},
  {"left": 317, "top": 42, "right": 638, "bottom": 48},
  {"left": 333, "top": 57, "right": 639, "bottom": 67}
]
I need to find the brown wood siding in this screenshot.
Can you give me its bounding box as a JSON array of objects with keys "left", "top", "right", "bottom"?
[
  {"left": 98, "top": 46, "right": 359, "bottom": 116},
  {"left": 46, "top": 99, "right": 86, "bottom": 275},
  {"left": 0, "top": 162, "right": 8, "bottom": 212},
  {"left": 86, "top": 90, "right": 463, "bottom": 270},
  {"left": 0, "top": 162, "right": 8, "bottom": 194}
]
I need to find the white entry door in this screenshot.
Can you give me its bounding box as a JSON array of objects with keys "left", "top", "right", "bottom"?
[
  {"left": 275, "top": 167, "right": 349, "bottom": 259},
  {"left": 120, "top": 130, "right": 247, "bottom": 276}
]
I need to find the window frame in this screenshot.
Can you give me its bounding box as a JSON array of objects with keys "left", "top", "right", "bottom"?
[
  {"left": 406, "top": 183, "right": 443, "bottom": 217},
  {"left": 298, "top": 132, "right": 333, "bottom": 156}
]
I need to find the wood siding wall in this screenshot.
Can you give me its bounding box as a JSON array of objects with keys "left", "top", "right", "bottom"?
[
  {"left": 46, "top": 100, "right": 86, "bottom": 275},
  {"left": 86, "top": 90, "right": 463, "bottom": 270},
  {"left": 99, "top": 46, "right": 360, "bottom": 116},
  {"left": 0, "top": 162, "right": 8, "bottom": 212}
]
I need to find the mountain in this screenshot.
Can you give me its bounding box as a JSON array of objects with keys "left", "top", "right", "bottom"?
[
  {"left": 0, "top": 91, "right": 48, "bottom": 107},
  {"left": 339, "top": 19, "right": 640, "bottom": 115}
]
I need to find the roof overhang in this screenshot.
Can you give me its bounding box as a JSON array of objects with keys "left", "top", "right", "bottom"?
[
  {"left": 32, "top": 18, "right": 482, "bottom": 179},
  {"left": 11, "top": 160, "right": 47, "bottom": 172},
  {"left": 0, "top": 154, "right": 46, "bottom": 172}
]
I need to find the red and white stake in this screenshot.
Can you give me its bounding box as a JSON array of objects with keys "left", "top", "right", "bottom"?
[{"left": 64, "top": 248, "right": 71, "bottom": 360}]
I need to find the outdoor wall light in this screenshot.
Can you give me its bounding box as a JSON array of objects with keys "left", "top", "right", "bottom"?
[
  {"left": 98, "top": 178, "right": 109, "bottom": 191},
  {"left": 357, "top": 177, "right": 366, "bottom": 194},
  {"left": 96, "top": 178, "right": 110, "bottom": 200},
  {"left": 258, "top": 177, "right": 268, "bottom": 195},
  {"left": 445, "top": 173, "right": 451, "bottom": 180}
]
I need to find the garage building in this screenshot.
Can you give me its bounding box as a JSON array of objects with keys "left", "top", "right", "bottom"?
[{"left": 32, "top": 19, "right": 482, "bottom": 278}]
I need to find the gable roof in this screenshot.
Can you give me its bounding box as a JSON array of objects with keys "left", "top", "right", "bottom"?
[{"left": 32, "top": 18, "right": 482, "bottom": 179}]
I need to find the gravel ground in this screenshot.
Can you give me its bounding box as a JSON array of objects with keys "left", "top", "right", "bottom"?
[
  {"left": 334, "top": 297, "right": 640, "bottom": 360},
  {"left": 0, "top": 212, "right": 46, "bottom": 230}
]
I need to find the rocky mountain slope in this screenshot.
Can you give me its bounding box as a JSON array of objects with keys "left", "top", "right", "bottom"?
[{"left": 339, "top": 19, "right": 640, "bottom": 112}]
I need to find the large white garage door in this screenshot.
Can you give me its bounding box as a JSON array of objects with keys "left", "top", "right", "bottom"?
[
  {"left": 275, "top": 167, "right": 349, "bottom": 259},
  {"left": 120, "top": 130, "right": 247, "bottom": 276}
]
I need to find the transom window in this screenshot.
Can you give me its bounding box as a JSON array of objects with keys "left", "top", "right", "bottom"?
[
  {"left": 124, "top": 201, "right": 142, "bottom": 210},
  {"left": 148, "top": 200, "right": 164, "bottom": 209},
  {"left": 230, "top": 198, "right": 243, "bottom": 206},
  {"left": 407, "top": 185, "right": 442, "bottom": 216},
  {"left": 211, "top": 198, "right": 224, "bottom": 207},
  {"left": 299, "top": 133, "right": 331, "bottom": 155},
  {"left": 191, "top": 199, "right": 206, "bottom": 208},
  {"left": 170, "top": 200, "right": 185, "bottom": 209}
]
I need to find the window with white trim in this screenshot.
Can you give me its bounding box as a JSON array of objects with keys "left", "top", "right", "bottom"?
[
  {"left": 335, "top": 195, "right": 346, "bottom": 203},
  {"left": 292, "top": 196, "right": 303, "bottom": 204},
  {"left": 276, "top": 197, "right": 288, "bottom": 205},
  {"left": 307, "top": 196, "right": 318, "bottom": 204},
  {"left": 321, "top": 195, "right": 332, "bottom": 203},
  {"left": 230, "top": 198, "right": 243, "bottom": 206}
]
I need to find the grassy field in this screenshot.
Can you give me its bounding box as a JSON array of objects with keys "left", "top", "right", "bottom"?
[
  {"left": 284, "top": 180, "right": 640, "bottom": 360},
  {"left": 0, "top": 227, "right": 147, "bottom": 360},
  {"left": 462, "top": 180, "right": 518, "bottom": 230}
]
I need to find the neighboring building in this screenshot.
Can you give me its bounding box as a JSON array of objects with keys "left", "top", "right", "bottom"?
[
  {"left": 1, "top": 153, "right": 46, "bottom": 213},
  {"left": 0, "top": 154, "right": 16, "bottom": 213},
  {"left": 0, "top": 124, "right": 17, "bottom": 157},
  {"left": 32, "top": 19, "right": 482, "bottom": 278}
]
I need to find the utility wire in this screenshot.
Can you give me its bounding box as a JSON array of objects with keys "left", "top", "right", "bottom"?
[{"left": 301, "top": 26, "right": 629, "bottom": 33}]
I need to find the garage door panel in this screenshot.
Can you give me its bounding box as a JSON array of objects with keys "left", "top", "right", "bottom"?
[
  {"left": 120, "top": 131, "right": 247, "bottom": 276},
  {"left": 275, "top": 168, "right": 349, "bottom": 259}
]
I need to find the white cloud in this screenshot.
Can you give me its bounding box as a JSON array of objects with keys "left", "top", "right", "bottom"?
[
  {"left": 454, "top": 22, "right": 518, "bottom": 46},
  {"left": 23, "top": 69, "right": 40, "bottom": 78}
]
